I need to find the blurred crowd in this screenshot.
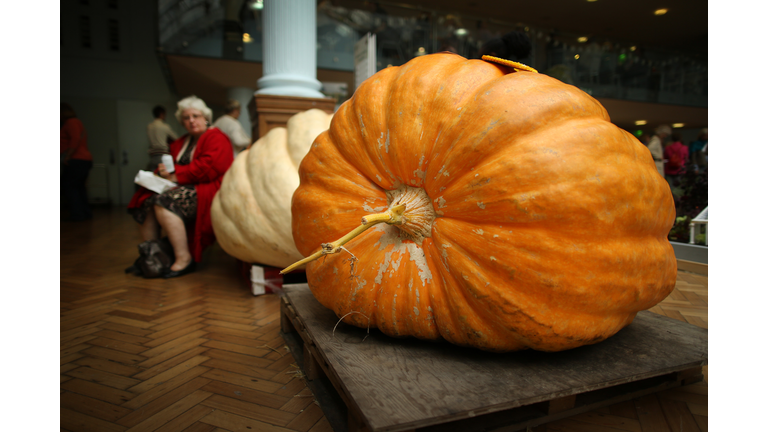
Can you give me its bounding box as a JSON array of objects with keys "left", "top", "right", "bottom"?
[{"left": 642, "top": 125, "right": 708, "bottom": 222}]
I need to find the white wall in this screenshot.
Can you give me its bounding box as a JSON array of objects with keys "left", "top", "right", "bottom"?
[{"left": 61, "top": 0, "right": 183, "bottom": 205}]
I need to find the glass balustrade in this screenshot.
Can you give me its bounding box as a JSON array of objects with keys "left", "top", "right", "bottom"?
[{"left": 157, "top": 0, "right": 706, "bottom": 108}]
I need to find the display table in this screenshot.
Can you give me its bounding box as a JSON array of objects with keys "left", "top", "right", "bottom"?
[
  {"left": 280, "top": 284, "right": 707, "bottom": 432},
  {"left": 248, "top": 94, "right": 336, "bottom": 140}
]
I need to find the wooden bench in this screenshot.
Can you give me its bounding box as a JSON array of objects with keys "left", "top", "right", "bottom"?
[{"left": 280, "top": 284, "right": 707, "bottom": 432}]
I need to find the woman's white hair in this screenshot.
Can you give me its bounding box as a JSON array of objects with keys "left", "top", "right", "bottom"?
[
  {"left": 655, "top": 124, "right": 672, "bottom": 136},
  {"left": 175, "top": 95, "right": 213, "bottom": 123}
]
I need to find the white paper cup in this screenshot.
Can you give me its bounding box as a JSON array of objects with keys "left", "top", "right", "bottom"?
[{"left": 161, "top": 154, "right": 175, "bottom": 173}]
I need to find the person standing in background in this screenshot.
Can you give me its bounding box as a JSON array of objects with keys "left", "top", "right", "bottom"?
[
  {"left": 689, "top": 128, "right": 708, "bottom": 173},
  {"left": 664, "top": 132, "right": 689, "bottom": 188},
  {"left": 213, "top": 99, "right": 251, "bottom": 157},
  {"left": 147, "top": 105, "right": 178, "bottom": 171},
  {"left": 61, "top": 103, "right": 94, "bottom": 221},
  {"left": 647, "top": 124, "right": 671, "bottom": 178}
]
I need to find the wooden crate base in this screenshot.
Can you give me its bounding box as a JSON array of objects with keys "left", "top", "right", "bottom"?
[{"left": 280, "top": 284, "right": 707, "bottom": 432}]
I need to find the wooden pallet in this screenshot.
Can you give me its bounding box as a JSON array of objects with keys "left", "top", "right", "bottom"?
[{"left": 280, "top": 284, "right": 708, "bottom": 432}]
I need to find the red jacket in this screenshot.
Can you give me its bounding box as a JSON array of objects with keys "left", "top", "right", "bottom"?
[
  {"left": 128, "top": 128, "right": 233, "bottom": 262},
  {"left": 663, "top": 141, "right": 689, "bottom": 176},
  {"left": 60, "top": 118, "right": 93, "bottom": 161}
]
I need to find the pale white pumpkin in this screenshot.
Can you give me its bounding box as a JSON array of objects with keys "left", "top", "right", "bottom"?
[{"left": 211, "top": 108, "right": 333, "bottom": 268}]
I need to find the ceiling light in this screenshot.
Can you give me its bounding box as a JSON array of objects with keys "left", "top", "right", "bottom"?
[
  {"left": 672, "top": 123, "right": 685, "bottom": 128},
  {"left": 635, "top": 120, "right": 647, "bottom": 126},
  {"left": 578, "top": 37, "right": 588, "bottom": 43},
  {"left": 243, "top": 33, "right": 252, "bottom": 43},
  {"left": 454, "top": 28, "right": 468, "bottom": 36},
  {"left": 654, "top": 8, "right": 668, "bottom": 15},
  {"left": 587, "top": 0, "right": 598, "bottom": 2},
  {"left": 249, "top": 0, "right": 263, "bottom": 10},
  {"left": 574, "top": 54, "right": 580, "bottom": 60}
]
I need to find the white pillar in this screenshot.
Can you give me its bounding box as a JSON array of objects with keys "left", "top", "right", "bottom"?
[
  {"left": 227, "top": 87, "right": 254, "bottom": 139},
  {"left": 256, "top": 0, "right": 324, "bottom": 98}
]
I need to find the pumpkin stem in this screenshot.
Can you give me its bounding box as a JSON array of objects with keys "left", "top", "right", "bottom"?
[
  {"left": 481, "top": 55, "right": 538, "bottom": 73},
  {"left": 280, "top": 203, "right": 407, "bottom": 274}
]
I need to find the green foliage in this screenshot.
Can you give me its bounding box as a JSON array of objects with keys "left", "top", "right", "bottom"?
[
  {"left": 667, "top": 167, "right": 707, "bottom": 244},
  {"left": 668, "top": 215, "right": 691, "bottom": 243}
]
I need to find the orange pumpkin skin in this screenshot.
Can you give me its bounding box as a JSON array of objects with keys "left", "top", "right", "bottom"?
[{"left": 291, "top": 53, "right": 676, "bottom": 352}]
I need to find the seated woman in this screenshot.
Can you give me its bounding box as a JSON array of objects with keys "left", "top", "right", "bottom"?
[{"left": 128, "top": 95, "right": 234, "bottom": 278}]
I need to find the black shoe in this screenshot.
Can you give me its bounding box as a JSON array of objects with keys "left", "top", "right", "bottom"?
[{"left": 163, "top": 261, "right": 196, "bottom": 279}]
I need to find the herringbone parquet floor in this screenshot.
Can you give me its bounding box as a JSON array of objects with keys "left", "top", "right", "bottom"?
[{"left": 61, "top": 208, "right": 707, "bottom": 432}]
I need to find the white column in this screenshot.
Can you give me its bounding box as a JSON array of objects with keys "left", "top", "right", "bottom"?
[
  {"left": 227, "top": 87, "right": 254, "bottom": 139},
  {"left": 256, "top": 0, "right": 324, "bottom": 98}
]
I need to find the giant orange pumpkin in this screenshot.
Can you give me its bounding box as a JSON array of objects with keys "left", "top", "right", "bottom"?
[{"left": 287, "top": 53, "right": 677, "bottom": 352}]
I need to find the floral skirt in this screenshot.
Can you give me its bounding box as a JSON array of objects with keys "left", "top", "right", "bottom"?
[{"left": 130, "top": 186, "right": 197, "bottom": 225}]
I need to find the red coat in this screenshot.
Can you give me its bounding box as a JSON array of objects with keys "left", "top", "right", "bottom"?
[
  {"left": 663, "top": 141, "right": 689, "bottom": 176},
  {"left": 128, "top": 128, "right": 234, "bottom": 262}
]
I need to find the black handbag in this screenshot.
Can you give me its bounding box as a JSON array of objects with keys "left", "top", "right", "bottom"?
[{"left": 133, "top": 238, "right": 176, "bottom": 278}]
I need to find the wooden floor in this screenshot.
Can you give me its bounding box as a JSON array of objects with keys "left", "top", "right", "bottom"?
[{"left": 61, "top": 208, "right": 707, "bottom": 432}]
